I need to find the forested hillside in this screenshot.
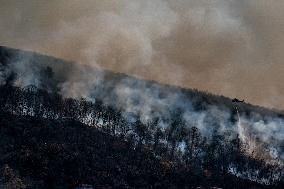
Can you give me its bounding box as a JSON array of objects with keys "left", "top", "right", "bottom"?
[
  {"left": 0, "top": 46, "right": 284, "bottom": 188},
  {"left": 0, "top": 83, "right": 283, "bottom": 188}
]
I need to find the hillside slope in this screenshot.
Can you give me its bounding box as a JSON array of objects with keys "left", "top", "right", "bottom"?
[
  {"left": 1, "top": 46, "right": 284, "bottom": 161},
  {"left": 0, "top": 46, "right": 284, "bottom": 188},
  {"left": 0, "top": 112, "right": 278, "bottom": 189}
]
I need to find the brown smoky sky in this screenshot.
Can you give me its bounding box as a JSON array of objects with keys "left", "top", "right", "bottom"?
[{"left": 1, "top": 0, "right": 284, "bottom": 110}]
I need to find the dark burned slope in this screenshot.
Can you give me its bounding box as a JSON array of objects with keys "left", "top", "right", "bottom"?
[
  {"left": 0, "top": 112, "right": 165, "bottom": 188},
  {"left": 0, "top": 112, "right": 274, "bottom": 189},
  {"left": 1, "top": 45, "right": 283, "bottom": 119}
]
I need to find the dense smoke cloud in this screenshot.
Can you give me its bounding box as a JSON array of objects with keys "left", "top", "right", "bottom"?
[
  {"left": 1, "top": 0, "right": 284, "bottom": 109},
  {"left": 0, "top": 0, "right": 284, "bottom": 165}
]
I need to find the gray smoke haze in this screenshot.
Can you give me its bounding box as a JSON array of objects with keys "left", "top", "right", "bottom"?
[
  {"left": 1, "top": 0, "right": 284, "bottom": 109},
  {"left": 0, "top": 0, "right": 284, "bottom": 166}
]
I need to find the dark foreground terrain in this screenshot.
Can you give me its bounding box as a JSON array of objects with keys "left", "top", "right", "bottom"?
[{"left": 0, "top": 112, "right": 282, "bottom": 189}]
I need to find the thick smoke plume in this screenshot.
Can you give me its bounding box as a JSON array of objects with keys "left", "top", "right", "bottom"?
[
  {"left": 1, "top": 0, "right": 284, "bottom": 109},
  {"left": 0, "top": 0, "right": 284, "bottom": 166}
]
